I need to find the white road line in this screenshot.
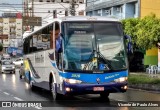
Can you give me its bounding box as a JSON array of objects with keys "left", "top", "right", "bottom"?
[
  {"left": 35, "top": 106, "right": 42, "bottom": 110},
  {"left": 3, "top": 92, "right": 10, "bottom": 95},
  {"left": 14, "top": 97, "right": 24, "bottom": 101}
]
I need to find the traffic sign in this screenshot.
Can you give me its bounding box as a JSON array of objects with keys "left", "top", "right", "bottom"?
[{"left": 23, "top": 17, "right": 42, "bottom": 26}]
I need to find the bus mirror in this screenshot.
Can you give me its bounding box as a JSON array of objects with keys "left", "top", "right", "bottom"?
[
  {"left": 128, "top": 42, "right": 133, "bottom": 54},
  {"left": 124, "top": 35, "right": 133, "bottom": 54}
]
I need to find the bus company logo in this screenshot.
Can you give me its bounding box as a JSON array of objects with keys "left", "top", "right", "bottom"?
[{"left": 96, "top": 78, "right": 100, "bottom": 84}]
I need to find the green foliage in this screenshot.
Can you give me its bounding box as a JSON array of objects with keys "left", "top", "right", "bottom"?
[
  {"left": 121, "top": 13, "right": 160, "bottom": 49},
  {"left": 0, "top": 43, "right": 3, "bottom": 51},
  {"left": 128, "top": 74, "right": 160, "bottom": 84},
  {"left": 121, "top": 18, "right": 140, "bottom": 44}
]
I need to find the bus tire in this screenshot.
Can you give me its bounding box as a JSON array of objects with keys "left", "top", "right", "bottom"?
[{"left": 50, "top": 79, "right": 61, "bottom": 100}]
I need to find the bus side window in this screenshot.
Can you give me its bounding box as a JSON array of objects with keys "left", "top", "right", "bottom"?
[{"left": 23, "top": 37, "right": 30, "bottom": 54}]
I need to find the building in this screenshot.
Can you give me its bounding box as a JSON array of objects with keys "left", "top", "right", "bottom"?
[
  {"left": 86, "top": 0, "right": 139, "bottom": 19},
  {"left": 86, "top": 0, "right": 160, "bottom": 19},
  {"left": 0, "top": 13, "right": 22, "bottom": 53},
  {"left": 86, "top": 0, "right": 160, "bottom": 69}
]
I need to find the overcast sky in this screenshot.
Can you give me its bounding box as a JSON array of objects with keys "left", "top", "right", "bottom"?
[
  {"left": 0, "top": 0, "right": 22, "bottom": 4},
  {"left": 0, "top": 0, "right": 22, "bottom": 15}
]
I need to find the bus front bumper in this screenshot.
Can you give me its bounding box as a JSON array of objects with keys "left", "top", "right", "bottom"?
[{"left": 63, "top": 82, "right": 128, "bottom": 95}]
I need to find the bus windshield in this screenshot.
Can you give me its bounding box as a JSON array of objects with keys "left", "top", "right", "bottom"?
[{"left": 62, "top": 22, "right": 127, "bottom": 72}]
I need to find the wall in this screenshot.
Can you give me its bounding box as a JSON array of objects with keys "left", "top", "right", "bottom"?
[
  {"left": 140, "top": 0, "right": 160, "bottom": 18},
  {"left": 140, "top": 0, "right": 160, "bottom": 65},
  {"left": 144, "top": 48, "right": 158, "bottom": 65}
]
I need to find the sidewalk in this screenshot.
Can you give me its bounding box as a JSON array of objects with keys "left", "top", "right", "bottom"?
[{"left": 128, "top": 72, "right": 160, "bottom": 92}]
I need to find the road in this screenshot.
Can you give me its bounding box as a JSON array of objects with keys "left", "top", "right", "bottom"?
[{"left": 0, "top": 69, "right": 160, "bottom": 110}]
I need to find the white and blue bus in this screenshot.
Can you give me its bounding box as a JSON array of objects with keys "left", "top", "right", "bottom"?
[{"left": 23, "top": 16, "right": 129, "bottom": 100}]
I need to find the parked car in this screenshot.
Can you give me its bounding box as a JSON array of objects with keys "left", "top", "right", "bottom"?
[
  {"left": 13, "top": 58, "right": 23, "bottom": 66},
  {"left": 0, "top": 61, "right": 15, "bottom": 74}
]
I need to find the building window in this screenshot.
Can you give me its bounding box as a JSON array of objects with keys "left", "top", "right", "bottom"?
[{"left": 104, "top": 9, "right": 111, "bottom": 15}]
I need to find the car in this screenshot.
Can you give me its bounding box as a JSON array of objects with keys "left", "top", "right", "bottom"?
[
  {"left": 13, "top": 58, "right": 23, "bottom": 66},
  {"left": 0, "top": 61, "right": 15, "bottom": 74},
  {"left": 1, "top": 56, "right": 11, "bottom": 62}
]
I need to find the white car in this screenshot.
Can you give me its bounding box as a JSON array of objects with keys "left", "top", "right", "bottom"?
[
  {"left": 13, "top": 58, "right": 23, "bottom": 66},
  {"left": 0, "top": 61, "right": 15, "bottom": 73}
]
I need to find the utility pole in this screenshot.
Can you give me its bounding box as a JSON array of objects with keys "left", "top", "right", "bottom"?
[
  {"left": 70, "top": 0, "right": 76, "bottom": 16},
  {"left": 32, "top": 0, "right": 34, "bottom": 32},
  {"left": 32, "top": 0, "right": 34, "bottom": 17}
]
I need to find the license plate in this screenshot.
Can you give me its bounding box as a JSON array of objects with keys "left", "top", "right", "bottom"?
[{"left": 93, "top": 87, "right": 104, "bottom": 91}]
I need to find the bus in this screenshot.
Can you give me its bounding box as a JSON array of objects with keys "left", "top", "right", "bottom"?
[{"left": 23, "top": 16, "right": 130, "bottom": 100}]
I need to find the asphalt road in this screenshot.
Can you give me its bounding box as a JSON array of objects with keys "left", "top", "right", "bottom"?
[{"left": 0, "top": 69, "right": 160, "bottom": 110}]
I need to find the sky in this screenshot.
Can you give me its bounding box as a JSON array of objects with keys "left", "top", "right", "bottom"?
[
  {"left": 0, "top": 0, "right": 22, "bottom": 15},
  {"left": 0, "top": 0, "right": 22, "bottom": 4}
]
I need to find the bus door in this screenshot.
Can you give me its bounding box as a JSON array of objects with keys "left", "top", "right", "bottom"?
[{"left": 53, "top": 22, "right": 63, "bottom": 70}]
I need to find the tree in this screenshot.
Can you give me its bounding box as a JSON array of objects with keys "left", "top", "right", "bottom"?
[
  {"left": 136, "top": 13, "right": 160, "bottom": 49},
  {"left": 121, "top": 13, "right": 160, "bottom": 50},
  {"left": 0, "top": 43, "right": 3, "bottom": 52},
  {"left": 121, "top": 18, "right": 140, "bottom": 44}
]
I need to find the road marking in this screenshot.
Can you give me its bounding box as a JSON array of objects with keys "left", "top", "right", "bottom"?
[
  {"left": 35, "top": 106, "right": 42, "bottom": 110},
  {"left": 3, "top": 92, "right": 10, "bottom": 95},
  {"left": 14, "top": 97, "right": 23, "bottom": 101}
]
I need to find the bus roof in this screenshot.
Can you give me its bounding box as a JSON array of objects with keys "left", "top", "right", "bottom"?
[
  {"left": 59, "top": 16, "right": 120, "bottom": 22},
  {"left": 23, "top": 16, "right": 120, "bottom": 39}
]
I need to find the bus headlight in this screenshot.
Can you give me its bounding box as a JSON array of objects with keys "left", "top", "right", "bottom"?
[
  {"left": 64, "top": 79, "right": 82, "bottom": 84},
  {"left": 114, "top": 77, "right": 128, "bottom": 82}
]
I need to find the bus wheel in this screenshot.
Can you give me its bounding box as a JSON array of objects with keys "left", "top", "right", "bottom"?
[
  {"left": 100, "top": 92, "right": 110, "bottom": 98},
  {"left": 51, "top": 82, "right": 61, "bottom": 100}
]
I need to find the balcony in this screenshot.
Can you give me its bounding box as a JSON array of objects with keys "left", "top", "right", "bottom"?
[{"left": 9, "top": 23, "right": 16, "bottom": 27}]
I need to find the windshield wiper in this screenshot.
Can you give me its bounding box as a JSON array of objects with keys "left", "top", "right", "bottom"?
[
  {"left": 83, "top": 38, "right": 114, "bottom": 70},
  {"left": 83, "top": 49, "right": 96, "bottom": 70}
]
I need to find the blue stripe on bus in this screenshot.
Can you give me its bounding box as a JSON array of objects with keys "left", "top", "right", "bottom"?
[
  {"left": 50, "top": 61, "right": 128, "bottom": 83},
  {"left": 59, "top": 71, "right": 128, "bottom": 83},
  {"left": 25, "top": 71, "right": 34, "bottom": 81},
  {"left": 51, "top": 62, "right": 56, "bottom": 67}
]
